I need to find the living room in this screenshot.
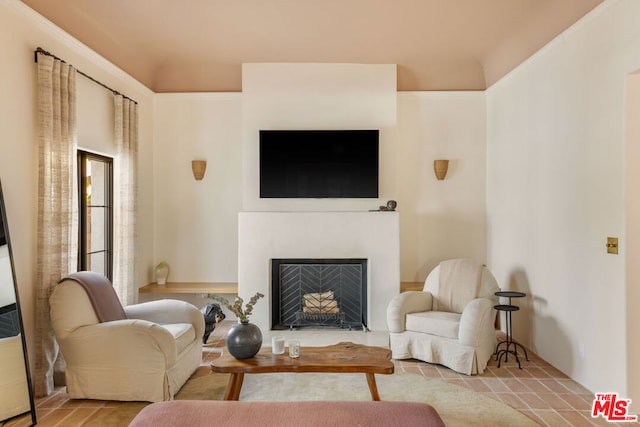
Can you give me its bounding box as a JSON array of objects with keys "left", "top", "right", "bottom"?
[{"left": 1, "top": 0, "right": 639, "bottom": 424}]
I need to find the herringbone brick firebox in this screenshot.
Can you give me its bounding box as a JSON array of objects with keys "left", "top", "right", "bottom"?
[{"left": 271, "top": 259, "right": 367, "bottom": 330}]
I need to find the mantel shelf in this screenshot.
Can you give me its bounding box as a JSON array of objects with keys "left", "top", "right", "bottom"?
[{"left": 139, "top": 282, "right": 238, "bottom": 294}]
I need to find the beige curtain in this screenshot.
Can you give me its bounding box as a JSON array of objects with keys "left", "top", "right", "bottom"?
[
  {"left": 113, "top": 95, "right": 138, "bottom": 306},
  {"left": 34, "top": 54, "right": 78, "bottom": 396}
]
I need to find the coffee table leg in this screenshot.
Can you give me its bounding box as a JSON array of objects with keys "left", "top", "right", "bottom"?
[
  {"left": 224, "top": 373, "right": 244, "bottom": 400},
  {"left": 366, "top": 373, "right": 381, "bottom": 401}
]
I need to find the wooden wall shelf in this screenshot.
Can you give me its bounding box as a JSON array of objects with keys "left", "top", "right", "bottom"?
[
  {"left": 139, "top": 281, "right": 423, "bottom": 294},
  {"left": 400, "top": 281, "right": 423, "bottom": 293},
  {"left": 139, "top": 282, "right": 238, "bottom": 294}
]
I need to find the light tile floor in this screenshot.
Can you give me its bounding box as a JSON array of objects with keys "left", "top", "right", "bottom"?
[{"left": 4, "top": 321, "right": 635, "bottom": 426}]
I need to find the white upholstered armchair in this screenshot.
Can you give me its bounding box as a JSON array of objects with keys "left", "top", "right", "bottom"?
[
  {"left": 387, "top": 259, "right": 499, "bottom": 375},
  {"left": 50, "top": 272, "right": 204, "bottom": 402}
]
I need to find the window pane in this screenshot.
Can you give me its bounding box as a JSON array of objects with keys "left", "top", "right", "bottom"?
[
  {"left": 88, "top": 206, "right": 106, "bottom": 252},
  {"left": 88, "top": 160, "right": 106, "bottom": 206},
  {"left": 87, "top": 252, "right": 106, "bottom": 276}
]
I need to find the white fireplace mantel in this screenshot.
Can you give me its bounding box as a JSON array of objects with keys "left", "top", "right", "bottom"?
[{"left": 238, "top": 211, "right": 400, "bottom": 331}]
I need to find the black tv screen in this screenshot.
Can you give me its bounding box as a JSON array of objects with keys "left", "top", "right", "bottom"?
[{"left": 260, "top": 130, "right": 379, "bottom": 198}]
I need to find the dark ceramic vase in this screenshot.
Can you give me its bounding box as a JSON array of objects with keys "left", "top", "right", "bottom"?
[{"left": 226, "top": 320, "right": 262, "bottom": 359}]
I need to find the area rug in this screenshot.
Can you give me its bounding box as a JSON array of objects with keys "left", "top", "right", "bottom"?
[{"left": 88, "top": 372, "right": 537, "bottom": 426}]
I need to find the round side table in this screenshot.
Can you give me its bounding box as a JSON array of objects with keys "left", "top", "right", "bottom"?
[{"left": 494, "top": 291, "right": 529, "bottom": 369}]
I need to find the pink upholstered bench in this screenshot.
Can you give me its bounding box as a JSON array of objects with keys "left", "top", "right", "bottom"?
[{"left": 129, "top": 400, "right": 445, "bottom": 426}]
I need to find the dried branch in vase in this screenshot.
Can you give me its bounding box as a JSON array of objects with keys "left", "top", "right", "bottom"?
[{"left": 207, "top": 292, "right": 265, "bottom": 323}]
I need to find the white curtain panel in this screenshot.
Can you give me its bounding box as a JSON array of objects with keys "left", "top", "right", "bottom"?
[
  {"left": 34, "top": 53, "right": 78, "bottom": 397},
  {"left": 113, "top": 95, "right": 138, "bottom": 306}
]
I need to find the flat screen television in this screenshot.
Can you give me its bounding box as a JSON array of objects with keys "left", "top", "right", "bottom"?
[{"left": 260, "top": 130, "right": 379, "bottom": 198}]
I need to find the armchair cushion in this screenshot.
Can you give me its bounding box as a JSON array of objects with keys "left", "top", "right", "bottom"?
[
  {"left": 124, "top": 299, "right": 205, "bottom": 340},
  {"left": 406, "top": 311, "right": 460, "bottom": 339},
  {"left": 161, "top": 323, "right": 196, "bottom": 354}
]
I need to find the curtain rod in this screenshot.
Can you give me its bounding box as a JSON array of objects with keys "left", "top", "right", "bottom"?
[{"left": 34, "top": 47, "right": 138, "bottom": 105}]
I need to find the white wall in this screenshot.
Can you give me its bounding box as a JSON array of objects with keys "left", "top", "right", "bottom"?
[
  {"left": 0, "top": 0, "right": 155, "bottom": 371},
  {"left": 624, "top": 72, "right": 640, "bottom": 409},
  {"left": 152, "top": 91, "right": 487, "bottom": 285},
  {"left": 487, "top": 0, "right": 640, "bottom": 400},
  {"left": 153, "top": 94, "right": 243, "bottom": 282},
  {"left": 242, "top": 63, "right": 398, "bottom": 213},
  {"left": 77, "top": 77, "right": 115, "bottom": 156},
  {"left": 395, "top": 92, "right": 487, "bottom": 279}
]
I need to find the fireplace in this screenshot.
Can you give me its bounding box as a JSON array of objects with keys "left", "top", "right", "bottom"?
[
  {"left": 271, "top": 259, "right": 367, "bottom": 330},
  {"left": 238, "top": 212, "right": 399, "bottom": 331}
]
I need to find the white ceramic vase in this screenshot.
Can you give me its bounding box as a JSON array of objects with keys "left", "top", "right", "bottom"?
[{"left": 155, "top": 262, "right": 169, "bottom": 285}]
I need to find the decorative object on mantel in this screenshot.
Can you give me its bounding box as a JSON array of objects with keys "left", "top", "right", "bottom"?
[
  {"left": 191, "top": 160, "right": 207, "bottom": 180},
  {"left": 375, "top": 200, "right": 398, "bottom": 211},
  {"left": 155, "top": 261, "right": 170, "bottom": 285},
  {"left": 434, "top": 159, "right": 449, "bottom": 180},
  {"left": 208, "top": 292, "right": 265, "bottom": 359}
]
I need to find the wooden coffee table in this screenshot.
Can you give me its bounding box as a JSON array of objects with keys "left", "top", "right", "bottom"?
[{"left": 210, "top": 341, "right": 394, "bottom": 401}]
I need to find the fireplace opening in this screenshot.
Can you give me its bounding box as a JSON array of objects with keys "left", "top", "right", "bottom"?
[{"left": 271, "top": 259, "right": 367, "bottom": 330}]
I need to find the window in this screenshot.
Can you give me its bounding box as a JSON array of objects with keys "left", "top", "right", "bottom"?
[{"left": 78, "top": 151, "right": 113, "bottom": 280}]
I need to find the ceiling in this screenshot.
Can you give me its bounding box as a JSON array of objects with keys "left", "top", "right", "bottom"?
[{"left": 21, "top": 0, "right": 603, "bottom": 93}]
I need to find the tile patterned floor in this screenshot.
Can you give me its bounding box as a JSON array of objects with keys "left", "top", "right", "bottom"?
[{"left": 3, "top": 321, "right": 635, "bottom": 426}]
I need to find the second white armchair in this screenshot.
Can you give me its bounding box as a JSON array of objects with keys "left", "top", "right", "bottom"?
[{"left": 387, "top": 259, "right": 499, "bottom": 375}]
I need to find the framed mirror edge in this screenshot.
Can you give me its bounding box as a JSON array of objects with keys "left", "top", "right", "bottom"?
[{"left": 0, "top": 180, "right": 37, "bottom": 426}]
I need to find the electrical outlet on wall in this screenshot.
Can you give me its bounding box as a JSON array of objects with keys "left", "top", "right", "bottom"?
[{"left": 579, "top": 343, "right": 586, "bottom": 358}]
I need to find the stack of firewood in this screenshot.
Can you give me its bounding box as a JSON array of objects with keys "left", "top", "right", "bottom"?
[{"left": 302, "top": 291, "right": 339, "bottom": 314}]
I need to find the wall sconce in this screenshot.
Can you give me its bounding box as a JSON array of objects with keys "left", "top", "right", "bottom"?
[
  {"left": 192, "top": 160, "right": 207, "bottom": 180},
  {"left": 433, "top": 159, "right": 449, "bottom": 180}
]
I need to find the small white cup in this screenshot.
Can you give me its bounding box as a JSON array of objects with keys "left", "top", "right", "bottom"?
[
  {"left": 272, "top": 336, "right": 285, "bottom": 354},
  {"left": 288, "top": 340, "right": 300, "bottom": 358}
]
